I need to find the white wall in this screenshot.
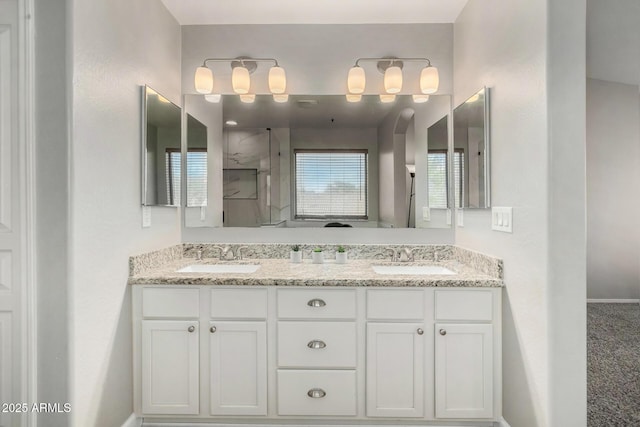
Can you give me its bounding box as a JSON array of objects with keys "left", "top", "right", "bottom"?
[
  {"left": 586, "top": 78, "right": 640, "bottom": 299},
  {"left": 70, "top": 0, "right": 182, "bottom": 425},
  {"left": 454, "top": 0, "right": 586, "bottom": 425}
]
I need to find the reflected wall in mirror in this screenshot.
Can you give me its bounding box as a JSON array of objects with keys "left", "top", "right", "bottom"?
[
  {"left": 453, "top": 87, "right": 490, "bottom": 209},
  {"left": 183, "top": 94, "right": 451, "bottom": 228},
  {"left": 142, "top": 85, "right": 181, "bottom": 206},
  {"left": 186, "top": 114, "right": 208, "bottom": 207}
]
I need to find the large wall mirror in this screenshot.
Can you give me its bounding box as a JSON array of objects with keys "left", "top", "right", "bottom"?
[
  {"left": 183, "top": 94, "right": 452, "bottom": 228},
  {"left": 141, "top": 85, "right": 181, "bottom": 206},
  {"left": 453, "top": 87, "right": 491, "bottom": 209}
]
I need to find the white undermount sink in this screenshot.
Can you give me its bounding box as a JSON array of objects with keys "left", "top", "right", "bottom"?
[
  {"left": 176, "top": 264, "right": 261, "bottom": 274},
  {"left": 371, "top": 265, "right": 456, "bottom": 275}
]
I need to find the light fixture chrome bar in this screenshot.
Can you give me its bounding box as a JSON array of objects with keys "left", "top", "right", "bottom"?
[
  {"left": 202, "top": 57, "right": 280, "bottom": 67},
  {"left": 354, "top": 57, "right": 432, "bottom": 67}
]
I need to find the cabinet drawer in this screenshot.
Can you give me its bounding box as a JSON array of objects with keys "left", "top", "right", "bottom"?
[
  {"left": 435, "top": 290, "right": 493, "bottom": 321},
  {"left": 367, "top": 289, "right": 425, "bottom": 320},
  {"left": 277, "top": 370, "right": 356, "bottom": 416},
  {"left": 210, "top": 288, "right": 268, "bottom": 319},
  {"left": 142, "top": 288, "right": 199, "bottom": 318},
  {"left": 278, "top": 322, "right": 356, "bottom": 368},
  {"left": 277, "top": 289, "right": 356, "bottom": 319}
]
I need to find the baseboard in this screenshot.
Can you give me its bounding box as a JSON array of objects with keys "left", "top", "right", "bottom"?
[
  {"left": 499, "top": 417, "right": 512, "bottom": 427},
  {"left": 122, "top": 413, "right": 142, "bottom": 427},
  {"left": 587, "top": 299, "right": 640, "bottom": 304}
]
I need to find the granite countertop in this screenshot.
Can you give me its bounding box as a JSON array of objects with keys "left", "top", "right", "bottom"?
[{"left": 128, "top": 257, "right": 503, "bottom": 288}]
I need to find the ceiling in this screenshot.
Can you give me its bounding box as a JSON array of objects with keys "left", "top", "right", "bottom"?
[
  {"left": 218, "top": 95, "right": 436, "bottom": 129},
  {"left": 161, "top": 0, "right": 469, "bottom": 25}
]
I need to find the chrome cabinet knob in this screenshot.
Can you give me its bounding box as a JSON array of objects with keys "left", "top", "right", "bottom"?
[
  {"left": 188, "top": 326, "right": 195, "bottom": 333},
  {"left": 417, "top": 328, "right": 424, "bottom": 335},
  {"left": 307, "top": 388, "right": 326, "bottom": 398},
  {"left": 439, "top": 329, "right": 447, "bottom": 336},
  {"left": 210, "top": 326, "right": 217, "bottom": 333},
  {"left": 307, "top": 340, "right": 327, "bottom": 349},
  {"left": 307, "top": 298, "right": 326, "bottom": 307}
]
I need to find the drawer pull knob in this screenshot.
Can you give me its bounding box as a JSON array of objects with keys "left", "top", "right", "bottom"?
[
  {"left": 307, "top": 340, "right": 327, "bottom": 349},
  {"left": 417, "top": 328, "right": 424, "bottom": 335},
  {"left": 307, "top": 298, "right": 326, "bottom": 308},
  {"left": 188, "top": 326, "right": 196, "bottom": 333},
  {"left": 439, "top": 329, "right": 447, "bottom": 336},
  {"left": 210, "top": 326, "right": 217, "bottom": 333},
  {"left": 307, "top": 388, "right": 326, "bottom": 398}
]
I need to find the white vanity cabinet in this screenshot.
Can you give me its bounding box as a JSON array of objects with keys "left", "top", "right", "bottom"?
[
  {"left": 133, "top": 285, "right": 501, "bottom": 425},
  {"left": 434, "top": 289, "right": 501, "bottom": 420}
]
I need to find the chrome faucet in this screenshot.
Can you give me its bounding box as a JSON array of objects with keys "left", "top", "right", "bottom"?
[
  {"left": 397, "top": 248, "right": 415, "bottom": 262},
  {"left": 383, "top": 247, "right": 397, "bottom": 262},
  {"left": 211, "top": 245, "right": 235, "bottom": 261},
  {"left": 236, "top": 246, "right": 249, "bottom": 260}
]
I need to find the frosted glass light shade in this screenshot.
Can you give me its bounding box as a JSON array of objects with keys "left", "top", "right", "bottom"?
[
  {"left": 239, "top": 94, "right": 255, "bottom": 103},
  {"left": 232, "top": 66, "right": 251, "bottom": 94},
  {"left": 273, "top": 93, "right": 289, "bottom": 103},
  {"left": 269, "top": 66, "right": 287, "bottom": 94},
  {"left": 379, "top": 94, "right": 396, "bottom": 103},
  {"left": 347, "top": 66, "right": 366, "bottom": 94},
  {"left": 194, "top": 66, "right": 213, "bottom": 94},
  {"left": 412, "top": 94, "right": 430, "bottom": 103},
  {"left": 420, "top": 66, "right": 439, "bottom": 94},
  {"left": 346, "top": 93, "right": 362, "bottom": 103},
  {"left": 204, "top": 94, "right": 221, "bottom": 103},
  {"left": 384, "top": 66, "right": 403, "bottom": 94}
]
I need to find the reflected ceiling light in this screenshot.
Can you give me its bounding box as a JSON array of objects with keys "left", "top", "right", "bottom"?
[
  {"left": 273, "top": 93, "right": 289, "bottom": 103},
  {"left": 347, "top": 66, "right": 366, "bottom": 94},
  {"left": 239, "top": 94, "right": 256, "bottom": 103},
  {"left": 194, "top": 56, "right": 285, "bottom": 95},
  {"left": 268, "top": 66, "right": 287, "bottom": 94},
  {"left": 225, "top": 120, "right": 238, "bottom": 126},
  {"left": 420, "top": 65, "right": 439, "bottom": 94},
  {"left": 204, "top": 93, "right": 222, "bottom": 103},
  {"left": 412, "top": 94, "right": 430, "bottom": 103},
  {"left": 194, "top": 66, "right": 213, "bottom": 94},
  {"left": 346, "top": 93, "right": 362, "bottom": 103},
  {"left": 346, "top": 57, "right": 439, "bottom": 97},
  {"left": 379, "top": 94, "right": 396, "bottom": 103}
]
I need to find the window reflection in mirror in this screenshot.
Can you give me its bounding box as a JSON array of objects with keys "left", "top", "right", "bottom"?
[
  {"left": 142, "top": 85, "right": 181, "bottom": 206},
  {"left": 453, "top": 87, "right": 490, "bottom": 209},
  {"left": 186, "top": 114, "right": 208, "bottom": 207},
  {"left": 183, "top": 94, "right": 451, "bottom": 228}
]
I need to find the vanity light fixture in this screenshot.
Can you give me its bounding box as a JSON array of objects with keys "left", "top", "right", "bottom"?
[
  {"left": 239, "top": 94, "right": 256, "bottom": 103},
  {"left": 194, "top": 56, "right": 287, "bottom": 97},
  {"left": 204, "top": 94, "right": 222, "bottom": 103},
  {"left": 379, "top": 94, "right": 396, "bottom": 103},
  {"left": 412, "top": 94, "right": 430, "bottom": 103},
  {"left": 346, "top": 93, "right": 362, "bottom": 103},
  {"left": 346, "top": 57, "right": 439, "bottom": 97},
  {"left": 225, "top": 120, "right": 238, "bottom": 126},
  {"left": 273, "top": 93, "right": 289, "bottom": 103}
]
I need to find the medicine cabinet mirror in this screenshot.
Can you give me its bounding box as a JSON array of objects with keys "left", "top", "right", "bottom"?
[
  {"left": 141, "top": 85, "right": 182, "bottom": 206},
  {"left": 453, "top": 87, "right": 490, "bottom": 209}
]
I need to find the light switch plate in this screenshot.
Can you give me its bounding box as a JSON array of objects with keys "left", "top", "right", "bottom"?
[
  {"left": 200, "top": 206, "right": 206, "bottom": 221},
  {"left": 142, "top": 206, "right": 151, "bottom": 228},
  {"left": 456, "top": 209, "right": 463, "bottom": 227},
  {"left": 422, "top": 207, "right": 431, "bottom": 221},
  {"left": 492, "top": 207, "right": 513, "bottom": 233},
  {"left": 446, "top": 209, "right": 452, "bottom": 225}
]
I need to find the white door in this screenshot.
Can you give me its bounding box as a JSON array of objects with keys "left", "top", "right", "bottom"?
[
  {"left": 209, "top": 321, "right": 267, "bottom": 415},
  {"left": 141, "top": 320, "right": 200, "bottom": 415},
  {"left": 366, "top": 322, "right": 425, "bottom": 417},
  {"left": 435, "top": 323, "right": 493, "bottom": 419},
  {"left": 0, "top": 0, "right": 25, "bottom": 426}
]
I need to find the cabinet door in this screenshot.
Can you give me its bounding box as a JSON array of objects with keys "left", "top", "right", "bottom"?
[
  {"left": 141, "top": 320, "right": 199, "bottom": 415},
  {"left": 435, "top": 323, "right": 493, "bottom": 419},
  {"left": 366, "top": 323, "right": 424, "bottom": 417},
  {"left": 209, "top": 321, "right": 267, "bottom": 415}
]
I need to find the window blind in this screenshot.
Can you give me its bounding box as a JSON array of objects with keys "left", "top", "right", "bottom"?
[
  {"left": 454, "top": 150, "right": 465, "bottom": 208},
  {"left": 295, "top": 150, "right": 368, "bottom": 219},
  {"left": 427, "top": 151, "right": 448, "bottom": 209},
  {"left": 165, "top": 149, "right": 208, "bottom": 207},
  {"left": 186, "top": 150, "right": 207, "bottom": 206}
]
